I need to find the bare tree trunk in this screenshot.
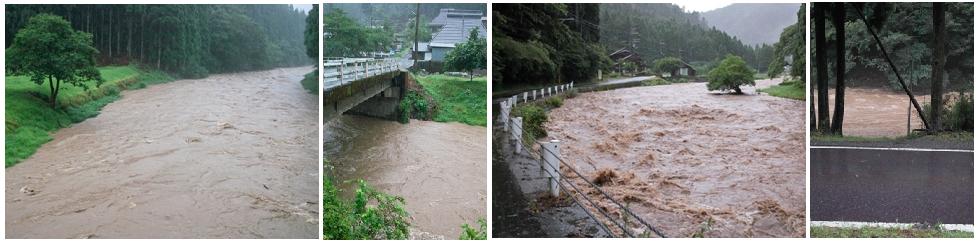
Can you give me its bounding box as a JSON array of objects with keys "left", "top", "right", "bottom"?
[
  {"left": 815, "top": 3, "right": 830, "bottom": 133},
  {"left": 930, "top": 2, "right": 946, "bottom": 132},
  {"left": 830, "top": 3, "right": 846, "bottom": 135}
]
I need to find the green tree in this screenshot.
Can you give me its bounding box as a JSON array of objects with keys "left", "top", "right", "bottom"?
[
  {"left": 707, "top": 55, "right": 755, "bottom": 94},
  {"left": 6, "top": 13, "right": 103, "bottom": 108},
  {"left": 305, "top": 5, "right": 319, "bottom": 59},
  {"left": 652, "top": 57, "right": 684, "bottom": 76},
  {"left": 444, "top": 28, "right": 487, "bottom": 81}
]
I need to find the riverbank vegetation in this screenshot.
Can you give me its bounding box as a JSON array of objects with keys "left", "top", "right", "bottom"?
[
  {"left": 6, "top": 5, "right": 312, "bottom": 79},
  {"left": 759, "top": 79, "right": 805, "bottom": 100},
  {"left": 301, "top": 5, "right": 319, "bottom": 94},
  {"left": 5, "top": 66, "right": 173, "bottom": 167},
  {"left": 707, "top": 55, "right": 755, "bottom": 94},
  {"left": 323, "top": 163, "right": 411, "bottom": 240},
  {"left": 811, "top": 226, "right": 973, "bottom": 238},
  {"left": 415, "top": 75, "right": 487, "bottom": 126}
]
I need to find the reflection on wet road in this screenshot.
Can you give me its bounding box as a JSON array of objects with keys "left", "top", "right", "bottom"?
[
  {"left": 5, "top": 67, "right": 319, "bottom": 238},
  {"left": 811, "top": 147, "right": 974, "bottom": 224},
  {"left": 324, "top": 115, "right": 487, "bottom": 238}
]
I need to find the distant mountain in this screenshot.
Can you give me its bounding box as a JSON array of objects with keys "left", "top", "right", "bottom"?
[{"left": 701, "top": 3, "right": 800, "bottom": 46}]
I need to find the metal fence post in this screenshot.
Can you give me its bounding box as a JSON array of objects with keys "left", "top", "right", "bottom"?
[
  {"left": 523, "top": 92, "right": 527, "bottom": 103},
  {"left": 532, "top": 90, "right": 536, "bottom": 100},
  {"left": 541, "top": 140, "right": 561, "bottom": 197},
  {"left": 500, "top": 101, "right": 510, "bottom": 130}
]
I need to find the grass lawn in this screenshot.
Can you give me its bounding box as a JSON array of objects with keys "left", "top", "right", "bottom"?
[
  {"left": 301, "top": 69, "right": 318, "bottom": 94},
  {"left": 415, "top": 74, "right": 487, "bottom": 126},
  {"left": 5, "top": 65, "right": 173, "bottom": 167},
  {"left": 758, "top": 79, "right": 805, "bottom": 100},
  {"left": 811, "top": 226, "right": 973, "bottom": 238}
]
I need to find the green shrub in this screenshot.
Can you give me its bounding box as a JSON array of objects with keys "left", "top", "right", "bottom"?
[
  {"left": 301, "top": 70, "right": 318, "bottom": 94},
  {"left": 323, "top": 175, "right": 411, "bottom": 240},
  {"left": 399, "top": 91, "right": 430, "bottom": 123},
  {"left": 544, "top": 96, "right": 563, "bottom": 108},
  {"left": 566, "top": 88, "right": 579, "bottom": 98},
  {"left": 514, "top": 104, "right": 548, "bottom": 144},
  {"left": 459, "top": 219, "right": 487, "bottom": 240},
  {"left": 924, "top": 92, "right": 974, "bottom": 132}
]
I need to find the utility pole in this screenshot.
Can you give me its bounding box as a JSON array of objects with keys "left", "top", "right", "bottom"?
[{"left": 413, "top": 3, "right": 420, "bottom": 68}]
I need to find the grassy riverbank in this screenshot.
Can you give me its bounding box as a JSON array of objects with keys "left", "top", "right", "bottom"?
[
  {"left": 758, "top": 79, "right": 804, "bottom": 100},
  {"left": 5, "top": 65, "right": 173, "bottom": 167},
  {"left": 811, "top": 226, "right": 973, "bottom": 238},
  {"left": 415, "top": 74, "right": 487, "bottom": 126}
]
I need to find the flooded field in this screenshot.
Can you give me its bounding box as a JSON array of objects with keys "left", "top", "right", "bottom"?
[
  {"left": 324, "top": 115, "right": 487, "bottom": 239},
  {"left": 545, "top": 79, "right": 806, "bottom": 237},
  {"left": 823, "top": 88, "right": 930, "bottom": 137},
  {"left": 5, "top": 67, "right": 318, "bottom": 238}
]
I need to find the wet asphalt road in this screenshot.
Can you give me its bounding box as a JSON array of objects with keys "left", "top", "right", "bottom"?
[{"left": 811, "top": 147, "right": 974, "bottom": 224}]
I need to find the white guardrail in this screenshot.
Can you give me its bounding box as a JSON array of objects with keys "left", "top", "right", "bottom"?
[
  {"left": 323, "top": 57, "right": 401, "bottom": 91},
  {"left": 497, "top": 81, "right": 574, "bottom": 196}
]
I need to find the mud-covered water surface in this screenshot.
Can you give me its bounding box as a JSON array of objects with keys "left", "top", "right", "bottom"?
[
  {"left": 6, "top": 67, "right": 318, "bottom": 238},
  {"left": 545, "top": 79, "right": 806, "bottom": 237},
  {"left": 823, "top": 88, "right": 930, "bottom": 137},
  {"left": 324, "top": 115, "right": 487, "bottom": 239}
]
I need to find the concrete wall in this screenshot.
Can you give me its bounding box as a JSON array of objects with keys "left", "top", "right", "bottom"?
[
  {"left": 347, "top": 85, "right": 403, "bottom": 121},
  {"left": 431, "top": 46, "right": 452, "bottom": 61},
  {"left": 324, "top": 71, "right": 405, "bottom": 122}
]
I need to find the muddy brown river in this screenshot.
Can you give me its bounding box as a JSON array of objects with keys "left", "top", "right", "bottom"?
[
  {"left": 822, "top": 88, "right": 930, "bottom": 137},
  {"left": 324, "top": 115, "right": 487, "bottom": 239},
  {"left": 5, "top": 67, "right": 318, "bottom": 238},
  {"left": 545, "top": 79, "right": 806, "bottom": 237}
]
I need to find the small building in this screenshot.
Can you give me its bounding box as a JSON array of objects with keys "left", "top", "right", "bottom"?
[
  {"left": 608, "top": 48, "right": 646, "bottom": 74},
  {"left": 411, "top": 42, "right": 432, "bottom": 61},
  {"left": 669, "top": 61, "right": 697, "bottom": 78},
  {"left": 428, "top": 9, "right": 486, "bottom": 62}
]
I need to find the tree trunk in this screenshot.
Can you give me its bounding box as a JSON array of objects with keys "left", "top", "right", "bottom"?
[
  {"left": 734, "top": 87, "right": 742, "bottom": 94},
  {"left": 830, "top": 3, "right": 846, "bottom": 135},
  {"left": 930, "top": 2, "right": 946, "bottom": 132},
  {"left": 48, "top": 76, "right": 57, "bottom": 107},
  {"left": 815, "top": 3, "right": 830, "bottom": 133}
]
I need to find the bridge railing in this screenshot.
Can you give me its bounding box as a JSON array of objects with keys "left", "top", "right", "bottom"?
[
  {"left": 497, "top": 83, "right": 667, "bottom": 238},
  {"left": 324, "top": 57, "right": 401, "bottom": 91}
]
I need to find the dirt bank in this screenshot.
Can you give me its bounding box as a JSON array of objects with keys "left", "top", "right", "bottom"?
[
  {"left": 6, "top": 67, "right": 318, "bottom": 238},
  {"left": 544, "top": 79, "right": 806, "bottom": 237}
]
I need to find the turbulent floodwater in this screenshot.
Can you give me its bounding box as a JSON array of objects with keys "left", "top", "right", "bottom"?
[
  {"left": 823, "top": 88, "right": 930, "bottom": 137},
  {"left": 545, "top": 79, "right": 806, "bottom": 237},
  {"left": 6, "top": 67, "right": 319, "bottom": 238},
  {"left": 324, "top": 115, "right": 487, "bottom": 239}
]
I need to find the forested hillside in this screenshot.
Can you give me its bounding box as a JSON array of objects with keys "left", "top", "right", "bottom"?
[
  {"left": 5, "top": 5, "right": 311, "bottom": 78},
  {"left": 599, "top": 3, "right": 773, "bottom": 72},
  {"left": 815, "top": 2, "right": 974, "bottom": 90},
  {"left": 493, "top": 3, "right": 609, "bottom": 88},
  {"left": 702, "top": 3, "right": 800, "bottom": 46}
]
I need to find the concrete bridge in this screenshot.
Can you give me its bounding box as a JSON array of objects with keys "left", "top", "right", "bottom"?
[{"left": 324, "top": 58, "right": 408, "bottom": 122}]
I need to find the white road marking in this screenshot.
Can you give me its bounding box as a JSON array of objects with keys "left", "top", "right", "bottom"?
[
  {"left": 810, "top": 145, "right": 974, "bottom": 153},
  {"left": 811, "top": 221, "right": 974, "bottom": 232}
]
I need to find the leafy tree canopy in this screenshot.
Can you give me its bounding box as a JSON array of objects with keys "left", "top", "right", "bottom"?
[
  {"left": 652, "top": 57, "right": 684, "bottom": 74},
  {"left": 6, "top": 13, "right": 103, "bottom": 108},
  {"left": 444, "top": 28, "right": 487, "bottom": 80},
  {"left": 707, "top": 54, "right": 755, "bottom": 94}
]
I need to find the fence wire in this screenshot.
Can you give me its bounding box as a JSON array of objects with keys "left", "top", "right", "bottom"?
[{"left": 500, "top": 90, "right": 667, "bottom": 238}]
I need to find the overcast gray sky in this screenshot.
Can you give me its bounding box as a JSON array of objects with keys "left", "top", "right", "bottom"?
[
  {"left": 677, "top": 2, "right": 731, "bottom": 12},
  {"left": 292, "top": 4, "right": 312, "bottom": 12}
]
